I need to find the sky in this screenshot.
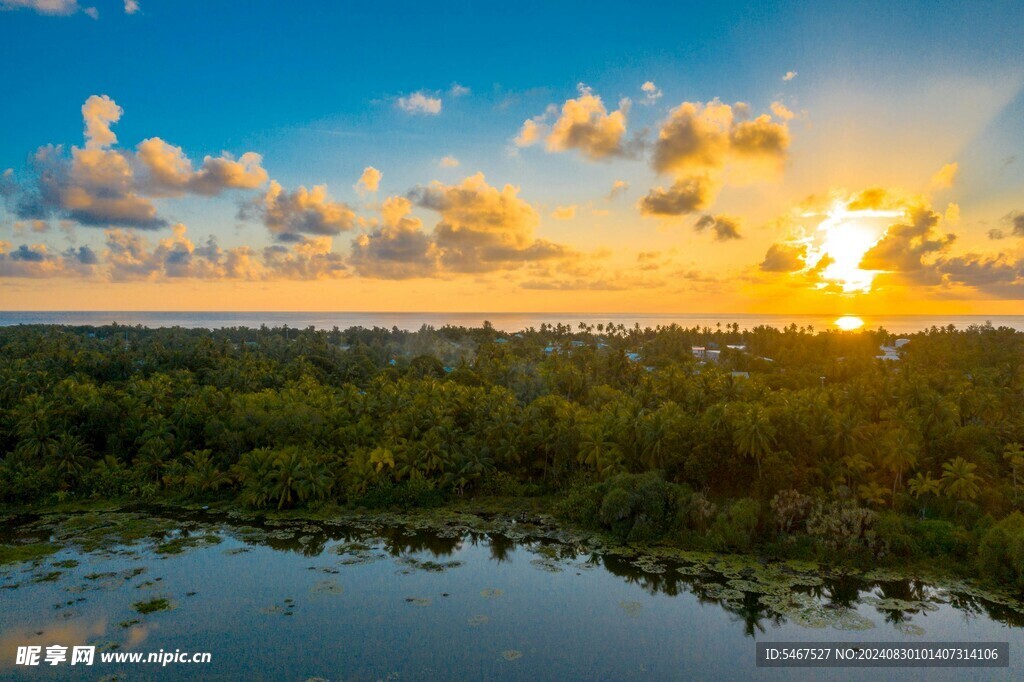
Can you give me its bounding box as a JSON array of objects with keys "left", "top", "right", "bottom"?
[{"left": 0, "top": 0, "right": 1022, "bottom": 314}]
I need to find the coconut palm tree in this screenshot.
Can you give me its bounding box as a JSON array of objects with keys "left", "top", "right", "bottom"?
[
  {"left": 733, "top": 405, "right": 775, "bottom": 479},
  {"left": 941, "top": 457, "right": 982, "bottom": 505}
]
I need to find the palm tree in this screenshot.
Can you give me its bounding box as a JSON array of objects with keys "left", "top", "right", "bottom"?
[
  {"left": 908, "top": 471, "right": 941, "bottom": 517},
  {"left": 135, "top": 417, "right": 175, "bottom": 485},
  {"left": 234, "top": 448, "right": 276, "bottom": 508},
  {"left": 183, "top": 450, "right": 231, "bottom": 496},
  {"left": 50, "top": 433, "right": 91, "bottom": 489},
  {"left": 271, "top": 448, "right": 306, "bottom": 510},
  {"left": 941, "top": 457, "right": 982, "bottom": 506},
  {"left": 734, "top": 405, "right": 775, "bottom": 479},
  {"left": 14, "top": 397, "right": 57, "bottom": 464},
  {"left": 881, "top": 429, "right": 919, "bottom": 499}
]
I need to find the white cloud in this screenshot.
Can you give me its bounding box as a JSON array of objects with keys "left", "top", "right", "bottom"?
[
  {"left": 783, "top": 71, "right": 798, "bottom": 81},
  {"left": 397, "top": 91, "right": 442, "bottom": 115},
  {"left": 355, "top": 166, "right": 382, "bottom": 194},
  {"left": 641, "top": 81, "right": 663, "bottom": 104},
  {"left": 438, "top": 156, "right": 460, "bottom": 168}
]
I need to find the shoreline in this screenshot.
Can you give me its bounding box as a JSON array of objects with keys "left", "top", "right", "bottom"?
[{"left": 4, "top": 497, "right": 1024, "bottom": 616}]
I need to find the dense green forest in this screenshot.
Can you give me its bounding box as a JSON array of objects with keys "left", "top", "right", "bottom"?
[{"left": 2, "top": 321, "right": 1024, "bottom": 586}]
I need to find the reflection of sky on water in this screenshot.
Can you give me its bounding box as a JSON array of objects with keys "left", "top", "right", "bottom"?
[{"left": 0, "top": 518, "right": 1022, "bottom": 681}]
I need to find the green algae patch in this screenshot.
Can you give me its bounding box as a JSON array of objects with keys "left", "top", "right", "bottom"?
[
  {"left": 758, "top": 592, "right": 875, "bottom": 630},
  {"left": 0, "top": 543, "right": 60, "bottom": 566},
  {"left": 41, "top": 512, "right": 181, "bottom": 553},
  {"left": 311, "top": 579, "right": 344, "bottom": 596},
  {"left": 32, "top": 571, "right": 62, "bottom": 583},
  {"left": 395, "top": 557, "right": 464, "bottom": 574},
  {"left": 501, "top": 650, "right": 523, "bottom": 661},
  {"left": 155, "top": 534, "right": 221, "bottom": 555},
  {"left": 529, "top": 557, "right": 565, "bottom": 573},
  {"left": 133, "top": 597, "right": 173, "bottom": 614}
]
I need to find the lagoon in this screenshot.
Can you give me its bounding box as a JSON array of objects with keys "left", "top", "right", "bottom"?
[{"left": 2, "top": 509, "right": 1022, "bottom": 680}]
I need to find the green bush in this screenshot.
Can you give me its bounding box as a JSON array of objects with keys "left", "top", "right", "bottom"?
[
  {"left": 978, "top": 512, "right": 1024, "bottom": 590},
  {"left": 711, "top": 498, "right": 761, "bottom": 551},
  {"left": 352, "top": 478, "right": 445, "bottom": 509},
  {"left": 561, "top": 471, "right": 683, "bottom": 541}
]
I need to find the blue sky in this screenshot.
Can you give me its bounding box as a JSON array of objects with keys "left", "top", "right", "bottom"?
[{"left": 0, "top": 0, "right": 1022, "bottom": 312}]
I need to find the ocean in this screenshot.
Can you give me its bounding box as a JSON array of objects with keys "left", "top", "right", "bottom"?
[{"left": 0, "top": 311, "right": 1022, "bottom": 334}]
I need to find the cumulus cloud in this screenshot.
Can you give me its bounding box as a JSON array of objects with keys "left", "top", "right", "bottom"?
[
  {"left": 640, "top": 99, "right": 790, "bottom": 217},
  {"left": 760, "top": 242, "right": 807, "bottom": 272},
  {"left": 397, "top": 91, "right": 442, "bottom": 115},
  {"left": 0, "top": 240, "right": 97, "bottom": 278},
  {"left": 514, "top": 118, "right": 547, "bottom": 148},
  {"left": 354, "top": 166, "right": 382, "bottom": 194},
  {"left": 124, "top": 0, "right": 138, "bottom": 12},
  {"left": 135, "top": 138, "right": 268, "bottom": 196},
  {"left": 82, "top": 94, "right": 121, "bottom": 149},
  {"left": 760, "top": 189, "right": 1023, "bottom": 299},
  {"left": 638, "top": 175, "right": 717, "bottom": 216},
  {"left": 244, "top": 181, "right": 356, "bottom": 241},
  {"left": 449, "top": 83, "right": 470, "bottom": 97},
  {"left": 550, "top": 205, "right": 577, "bottom": 220},
  {"left": 641, "top": 81, "right": 663, "bottom": 105},
  {"left": 694, "top": 214, "right": 743, "bottom": 241},
  {"left": 652, "top": 99, "right": 790, "bottom": 179},
  {"left": 349, "top": 196, "right": 437, "bottom": 279},
  {"left": 929, "top": 162, "right": 959, "bottom": 190},
  {"left": 4, "top": 95, "right": 267, "bottom": 229},
  {"left": 438, "top": 156, "right": 460, "bottom": 168},
  {"left": 408, "top": 172, "right": 576, "bottom": 273},
  {"left": 27, "top": 142, "right": 164, "bottom": 228},
  {"left": 98, "top": 225, "right": 344, "bottom": 281},
  {"left": 859, "top": 205, "right": 955, "bottom": 275},
  {"left": 936, "top": 253, "right": 1023, "bottom": 297},
  {"left": 544, "top": 84, "right": 630, "bottom": 160},
  {"left": 783, "top": 71, "right": 798, "bottom": 81},
  {"left": 261, "top": 237, "right": 347, "bottom": 280}
]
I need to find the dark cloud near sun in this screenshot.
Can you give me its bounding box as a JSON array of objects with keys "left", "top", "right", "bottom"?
[
  {"left": 694, "top": 214, "right": 743, "bottom": 241},
  {"left": 760, "top": 242, "right": 807, "bottom": 272}
]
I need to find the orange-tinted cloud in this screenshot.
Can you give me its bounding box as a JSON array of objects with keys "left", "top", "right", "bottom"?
[{"left": 544, "top": 85, "right": 630, "bottom": 160}]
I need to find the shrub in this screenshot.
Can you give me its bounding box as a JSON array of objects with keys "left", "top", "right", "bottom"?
[
  {"left": 711, "top": 498, "right": 761, "bottom": 551},
  {"left": 352, "top": 478, "right": 445, "bottom": 509},
  {"left": 806, "top": 500, "right": 878, "bottom": 555},
  {"left": 978, "top": 512, "right": 1024, "bottom": 590},
  {"left": 558, "top": 471, "right": 684, "bottom": 541}
]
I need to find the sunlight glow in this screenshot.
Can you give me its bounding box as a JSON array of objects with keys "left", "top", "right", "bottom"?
[
  {"left": 804, "top": 203, "right": 903, "bottom": 293},
  {"left": 834, "top": 315, "right": 865, "bottom": 331}
]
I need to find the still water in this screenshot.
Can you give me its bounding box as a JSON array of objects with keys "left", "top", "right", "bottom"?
[{"left": 1, "top": 510, "right": 1022, "bottom": 681}]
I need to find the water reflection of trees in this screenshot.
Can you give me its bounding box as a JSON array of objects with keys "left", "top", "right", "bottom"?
[{"left": 138, "top": 512, "right": 1024, "bottom": 633}]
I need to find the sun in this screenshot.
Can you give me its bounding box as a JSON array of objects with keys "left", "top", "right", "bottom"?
[
  {"left": 804, "top": 202, "right": 903, "bottom": 293},
  {"left": 834, "top": 315, "right": 865, "bottom": 331}
]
